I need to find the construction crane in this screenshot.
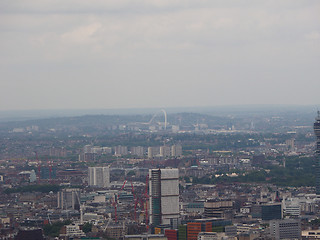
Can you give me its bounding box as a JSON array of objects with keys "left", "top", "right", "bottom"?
[
  {"left": 112, "top": 196, "right": 118, "bottom": 223},
  {"left": 130, "top": 181, "right": 138, "bottom": 222},
  {"left": 103, "top": 217, "right": 112, "bottom": 232},
  {"left": 112, "top": 180, "right": 128, "bottom": 223},
  {"left": 144, "top": 174, "right": 149, "bottom": 227}
]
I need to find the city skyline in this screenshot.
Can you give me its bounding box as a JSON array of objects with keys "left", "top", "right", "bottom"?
[{"left": 1, "top": 0, "right": 319, "bottom": 111}]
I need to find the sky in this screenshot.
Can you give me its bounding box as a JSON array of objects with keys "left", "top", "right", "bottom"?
[{"left": 1, "top": 0, "right": 319, "bottom": 111}]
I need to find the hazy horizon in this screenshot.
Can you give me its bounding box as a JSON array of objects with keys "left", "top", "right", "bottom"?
[
  {"left": 0, "top": 104, "right": 318, "bottom": 122},
  {"left": 1, "top": 0, "right": 319, "bottom": 111}
]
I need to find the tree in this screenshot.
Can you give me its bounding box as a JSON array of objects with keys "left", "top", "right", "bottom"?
[{"left": 82, "top": 222, "right": 92, "bottom": 233}]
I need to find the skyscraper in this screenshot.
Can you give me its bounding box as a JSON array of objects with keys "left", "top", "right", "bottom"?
[
  {"left": 88, "top": 167, "right": 110, "bottom": 188},
  {"left": 314, "top": 111, "right": 320, "bottom": 194},
  {"left": 149, "top": 168, "right": 179, "bottom": 226}
]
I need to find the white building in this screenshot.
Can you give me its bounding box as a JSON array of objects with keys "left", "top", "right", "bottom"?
[
  {"left": 83, "top": 144, "right": 93, "bottom": 153},
  {"left": 149, "top": 168, "right": 179, "bottom": 225},
  {"left": 160, "top": 146, "right": 171, "bottom": 157},
  {"left": 60, "top": 224, "right": 86, "bottom": 238},
  {"left": 114, "top": 145, "right": 128, "bottom": 156},
  {"left": 131, "top": 146, "right": 145, "bottom": 157},
  {"left": 171, "top": 145, "right": 182, "bottom": 157},
  {"left": 198, "top": 232, "right": 219, "bottom": 240},
  {"left": 148, "top": 147, "right": 160, "bottom": 159},
  {"left": 88, "top": 167, "right": 110, "bottom": 188}
]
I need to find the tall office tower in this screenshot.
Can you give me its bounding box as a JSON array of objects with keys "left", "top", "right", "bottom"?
[
  {"left": 149, "top": 168, "right": 179, "bottom": 226},
  {"left": 88, "top": 167, "right": 110, "bottom": 188},
  {"left": 57, "top": 188, "right": 81, "bottom": 210},
  {"left": 315, "top": 111, "right": 320, "bottom": 194}
]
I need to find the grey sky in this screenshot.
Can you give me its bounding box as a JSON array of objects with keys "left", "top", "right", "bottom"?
[{"left": 1, "top": 0, "right": 319, "bottom": 110}]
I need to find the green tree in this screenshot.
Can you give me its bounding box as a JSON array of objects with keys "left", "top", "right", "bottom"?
[{"left": 82, "top": 222, "right": 93, "bottom": 233}]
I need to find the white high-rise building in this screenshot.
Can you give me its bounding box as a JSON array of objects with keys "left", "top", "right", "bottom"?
[
  {"left": 160, "top": 146, "right": 171, "bottom": 157},
  {"left": 131, "top": 146, "right": 145, "bottom": 157},
  {"left": 88, "top": 167, "right": 110, "bottom": 188},
  {"left": 171, "top": 144, "right": 182, "bottom": 157},
  {"left": 149, "top": 168, "right": 179, "bottom": 226}
]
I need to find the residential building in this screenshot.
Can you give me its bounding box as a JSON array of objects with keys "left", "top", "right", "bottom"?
[
  {"left": 131, "top": 146, "right": 145, "bottom": 157},
  {"left": 114, "top": 145, "right": 128, "bottom": 156},
  {"left": 160, "top": 146, "right": 171, "bottom": 158},
  {"left": 172, "top": 145, "right": 182, "bottom": 157}
]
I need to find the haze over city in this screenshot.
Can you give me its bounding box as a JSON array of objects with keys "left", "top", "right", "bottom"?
[{"left": 1, "top": 0, "right": 319, "bottom": 111}]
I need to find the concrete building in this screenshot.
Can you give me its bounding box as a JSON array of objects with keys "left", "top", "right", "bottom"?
[
  {"left": 57, "top": 188, "right": 81, "bottom": 210},
  {"left": 204, "top": 199, "right": 233, "bottom": 218},
  {"left": 149, "top": 168, "right": 179, "bottom": 226},
  {"left": 60, "top": 224, "right": 86, "bottom": 238},
  {"left": 124, "top": 234, "right": 167, "bottom": 240},
  {"left": 114, "top": 145, "right": 128, "bottom": 156},
  {"left": 160, "top": 146, "right": 171, "bottom": 157},
  {"left": 270, "top": 219, "right": 301, "bottom": 240},
  {"left": 131, "top": 146, "right": 145, "bottom": 157},
  {"left": 283, "top": 198, "right": 301, "bottom": 217},
  {"left": 148, "top": 147, "right": 160, "bottom": 159},
  {"left": 171, "top": 144, "right": 182, "bottom": 157},
  {"left": 88, "top": 166, "right": 110, "bottom": 188},
  {"left": 105, "top": 225, "right": 127, "bottom": 239},
  {"left": 83, "top": 144, "right": 93, "bottom": 153},
  {"left": 302, "top": 229, "right": 320, "bottom": 239},
  {"left": 197, "top": 232, "right": 219, "bottom": 240}
]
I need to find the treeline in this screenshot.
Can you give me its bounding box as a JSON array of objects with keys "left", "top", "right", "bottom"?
[
  {"left": 43, "top": 220, "right": 71, "bottom": 237},
  {"left": 192, "top": 156, "right": 316, "bottom": 187},
  {"left": 4, "top": 184, "right": 61, "bottom": 194}
]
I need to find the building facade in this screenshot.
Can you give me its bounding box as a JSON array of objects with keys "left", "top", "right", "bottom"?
[
  {"left": 88, "top": 166, "right": 110, "bottom": 188},
  {"left": 270, "top": 219, "right": 301, "bottom": 240},
  {"left": 149, "top": 168, "right": 179, "bottom": 226},
  {"left": 57, "top": 188, "right": 81, "bottom": 210}
]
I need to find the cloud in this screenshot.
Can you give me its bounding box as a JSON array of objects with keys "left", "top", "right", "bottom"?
[
  {"left": 305, "top": 31, "right": 320, "bottom": 41},
  {"left": 0, "top": 0, "right": 319, "bottom": 110}
]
